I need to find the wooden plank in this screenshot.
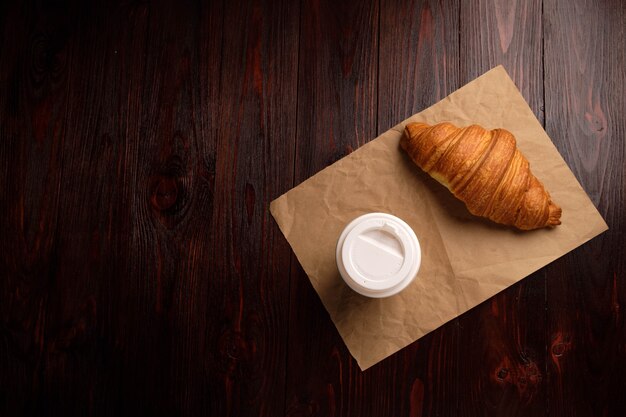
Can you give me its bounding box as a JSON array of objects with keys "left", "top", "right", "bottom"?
[
  {"left": 377, "top": 0, "right": 461, "bottom": 415},
  {"left": 458, "top": 1, "right": 548, "bottom": 415},
  {"left": 543, "top": 0, "right": 626, "bottom": 416},
  {"left": 285, "top": 0, "right": 379, "bottom": 415},
  {"left": 0, "top": 1, "right": 64, "bottom": 413},
  {"left": 0, "top": 0, "right": 219, "bottom": 414},
  {"left": 38, "top": 4, "right": 153, "bottom": 413},
  {"left": 378, "top": 0, "right": 460, "bottom": 132},
  {"left": 460, "top": 0, "right": 545, "bottom": 124},
  {"left": 0, "top": 2, "right": 152, "bottom": 414},
  {"left": 104, "top": 1, "right": 226, "bottom": 414},
  {"left": 211, "top": 0, "right": 300, "bottom": 416}
]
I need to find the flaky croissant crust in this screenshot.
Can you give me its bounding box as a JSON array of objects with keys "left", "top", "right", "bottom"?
[{"left": 401, "top": 122, "right": 562, "bottom": 230}]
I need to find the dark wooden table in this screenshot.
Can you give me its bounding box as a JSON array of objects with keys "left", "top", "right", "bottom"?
[{"left": 1, "top": 0, "right": 625, "bottom": 416}]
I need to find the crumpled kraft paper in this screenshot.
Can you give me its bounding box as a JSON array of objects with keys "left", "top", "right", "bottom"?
[{"left": 270, "top": 66, "right": 608, "bottom": 370}]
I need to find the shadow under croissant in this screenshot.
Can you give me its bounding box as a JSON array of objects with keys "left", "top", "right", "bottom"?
[{"left": 398, "top": 149, "right": 532, "bottom": 234}]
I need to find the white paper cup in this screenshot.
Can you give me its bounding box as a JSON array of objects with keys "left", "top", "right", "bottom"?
[{"left": 336, "top": 213, "right": 421, "bottom": 298}]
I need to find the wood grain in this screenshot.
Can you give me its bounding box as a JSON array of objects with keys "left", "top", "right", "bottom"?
[
  {"left": 543, "top": 0, "right": 626, "bottom": 415},
  {"left": 0, "top": 2, "right": 141, "bottom": 414},
  {"left": 457, "top": 1, "right": 548, "bottom": 416},
  {"left": 286, "top": 0, "right": 379, "bottom": 415},
  {"left": 0, "top": 0, "right": 299, "bottom": 415},
  {"left": 378, "top": 0, "right": 460, "bottom": 132},
  {"left": 460, "top": 0, "right": 545, "bottom": 124},
  {"left": 210, "top": 0, "right": 299, "bottom": 416}
]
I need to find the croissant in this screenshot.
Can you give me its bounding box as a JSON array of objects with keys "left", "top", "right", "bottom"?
[{"left": 400, "top": 122, "right": 561, "bottom": 230}]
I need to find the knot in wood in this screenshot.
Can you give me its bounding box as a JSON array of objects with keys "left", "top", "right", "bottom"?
[
  {"left": 219, "top": 330, "right": 246, "bottom": 361},
  {"left": 151, "top": 177, "right": 178, "bottom": 211},
  {"left": 551, "top": 342, "right": 566, "bottom": 357}
]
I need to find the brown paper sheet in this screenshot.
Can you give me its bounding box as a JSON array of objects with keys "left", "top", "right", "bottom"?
[{"left": 270, "top": 66, "right": 608, "bottom": 370}]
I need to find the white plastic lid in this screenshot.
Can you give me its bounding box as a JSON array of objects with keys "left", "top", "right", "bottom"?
[{"left": 336, "top": 213, "right": 421, "bottom": 298}]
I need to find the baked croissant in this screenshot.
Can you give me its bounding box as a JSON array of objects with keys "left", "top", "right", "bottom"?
[{"left": 401, "top": 122, "right": 561, "bottom": 230}]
